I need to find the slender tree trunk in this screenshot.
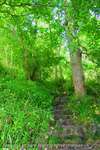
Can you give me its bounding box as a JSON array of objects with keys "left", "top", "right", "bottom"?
[
  {"left": 24, "top": 48, "right": 30, "bottom": 80},
  {"left": 70, "top": 49, "right": 85, "bottom": 96}
]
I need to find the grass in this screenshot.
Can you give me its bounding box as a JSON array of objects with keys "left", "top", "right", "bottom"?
[
  {"left": 67, "top": 92, "right": 100, "bottom": 141},
  {"left": 0, "top": 71, "right": 100, "bottom": 147},
  {"left": 0, "top": 77, "right": 53, "bottom": 147}
]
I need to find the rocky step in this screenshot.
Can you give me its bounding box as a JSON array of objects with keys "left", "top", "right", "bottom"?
[
  {"left": 54, "top": 117, "right": 73, "bottom": 124},
  {"left": 39, "top": 144, "right": 96, "bottom": 150},
  {"left": 49, "top": 119, "right": 74, "bottom": 128},
  {"left": 57, "top": 120, "right": 74, "bottom": 127},
  {"left": 54, "top": 96, "right": 67, "bottom": 103},
  {"left": 54, "top": 108, "right": 71, "bottom": 112},
  {"left": 54, "top": 99, "right": 64, "bottom": 103},
  {"left": 54, "top": 113, "right": 74, "bottom": 119},
  {"left": 53, "top": 110, "right": 73, "bottom": 118},
  {"left": 48, "top": 124, "right": 94, "bottom": 139},
  {"left": 49, "top": 127, "right": 79, "bottom": 137},
  {"left": 53, "top": 105, "right": 65, "bottom": 111}
]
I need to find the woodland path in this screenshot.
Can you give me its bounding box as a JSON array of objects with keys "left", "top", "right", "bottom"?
[{"left": 48, "top": 94, "right": 100, "bottom": 150}]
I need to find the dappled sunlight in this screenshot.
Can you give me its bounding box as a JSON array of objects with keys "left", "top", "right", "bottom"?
[{"left": 0, "top": 0, "right": 100, "bottom": 148}]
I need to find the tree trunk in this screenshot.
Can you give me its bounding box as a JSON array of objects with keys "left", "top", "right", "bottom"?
[
  {"left": 24, "top": 48, "right": 30, "bottom": 80},
  {"left": 70, "top": 49, "right": 85, "bottom": 96}
]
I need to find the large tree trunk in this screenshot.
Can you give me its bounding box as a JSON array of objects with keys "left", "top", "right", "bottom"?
[{"left": 70, "top": 49, "right": 85, "bottom": 96}]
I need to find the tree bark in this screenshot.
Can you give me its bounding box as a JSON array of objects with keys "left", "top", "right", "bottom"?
[
  {"left": 70, "top": 49, "right": 85, "bottom": 96},
  {"left": 23, "top": 48, "right": 30, "bottom": 80}
]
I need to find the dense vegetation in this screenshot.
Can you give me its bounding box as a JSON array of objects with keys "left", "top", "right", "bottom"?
[{"left": 0, "top": 0, "right": 100, "bottom": 148}]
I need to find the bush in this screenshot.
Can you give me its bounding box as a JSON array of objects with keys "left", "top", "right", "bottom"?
[
  {"left": 68, "top": 95, "right": 97, "bottom": 124},
  {"left": 67, "top": 95, "right": 100, "bottom": 141},
  {"left": 86, "top": 80, "right": 100, "bottom": 99}
]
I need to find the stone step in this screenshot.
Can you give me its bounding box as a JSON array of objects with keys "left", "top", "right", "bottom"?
[
  {"left": 48, "top": 126, "right": 80, "bottom": 137},
  {"left": 54, "top": 113, "right": 73, "bottom": 119},
  {"left": 54, "top": 96, "right": 67, "bottom": 103},
  {"left": 58, "top": 119, "right": 74, "bottom": 127},
  {"left": 54, "top": 117, "right": 73, "bottom": 123},
  {"left": 38, "top": 144, "right": 94, "bottom": 150},
  {"left": 52, "top": 109, "right": 72, "bottom": 112},
  {"left": 54, "top": 101, "right": 66, "bottom": 104},
  {"left": 53, "top": 105, "right": 64, "bottom": 110}
]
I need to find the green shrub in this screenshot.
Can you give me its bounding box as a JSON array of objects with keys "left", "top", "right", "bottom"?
[
  {"left": 68, "top": 95, "right": 96, "bottom": 124},
  {"left": 86, "top": 80, "right": 100, "bottom": 99},
  {"left": 67, "top": 95, "right": 100, "bottom": 141}
]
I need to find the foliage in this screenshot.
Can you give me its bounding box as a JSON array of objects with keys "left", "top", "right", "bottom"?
[
  {"left": 0, "top": 0, "right": 100, "bottom": 146},
  {"left": 0, "top": 78, "right": 53, "bottom": 146},
  {"left": 68, "top": 94, "right": 100, "bottom": 125}
]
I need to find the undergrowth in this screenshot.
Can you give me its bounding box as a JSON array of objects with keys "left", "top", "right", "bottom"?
[{"left": 0, "top": 77, "right": 53, "bottom": 147}]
